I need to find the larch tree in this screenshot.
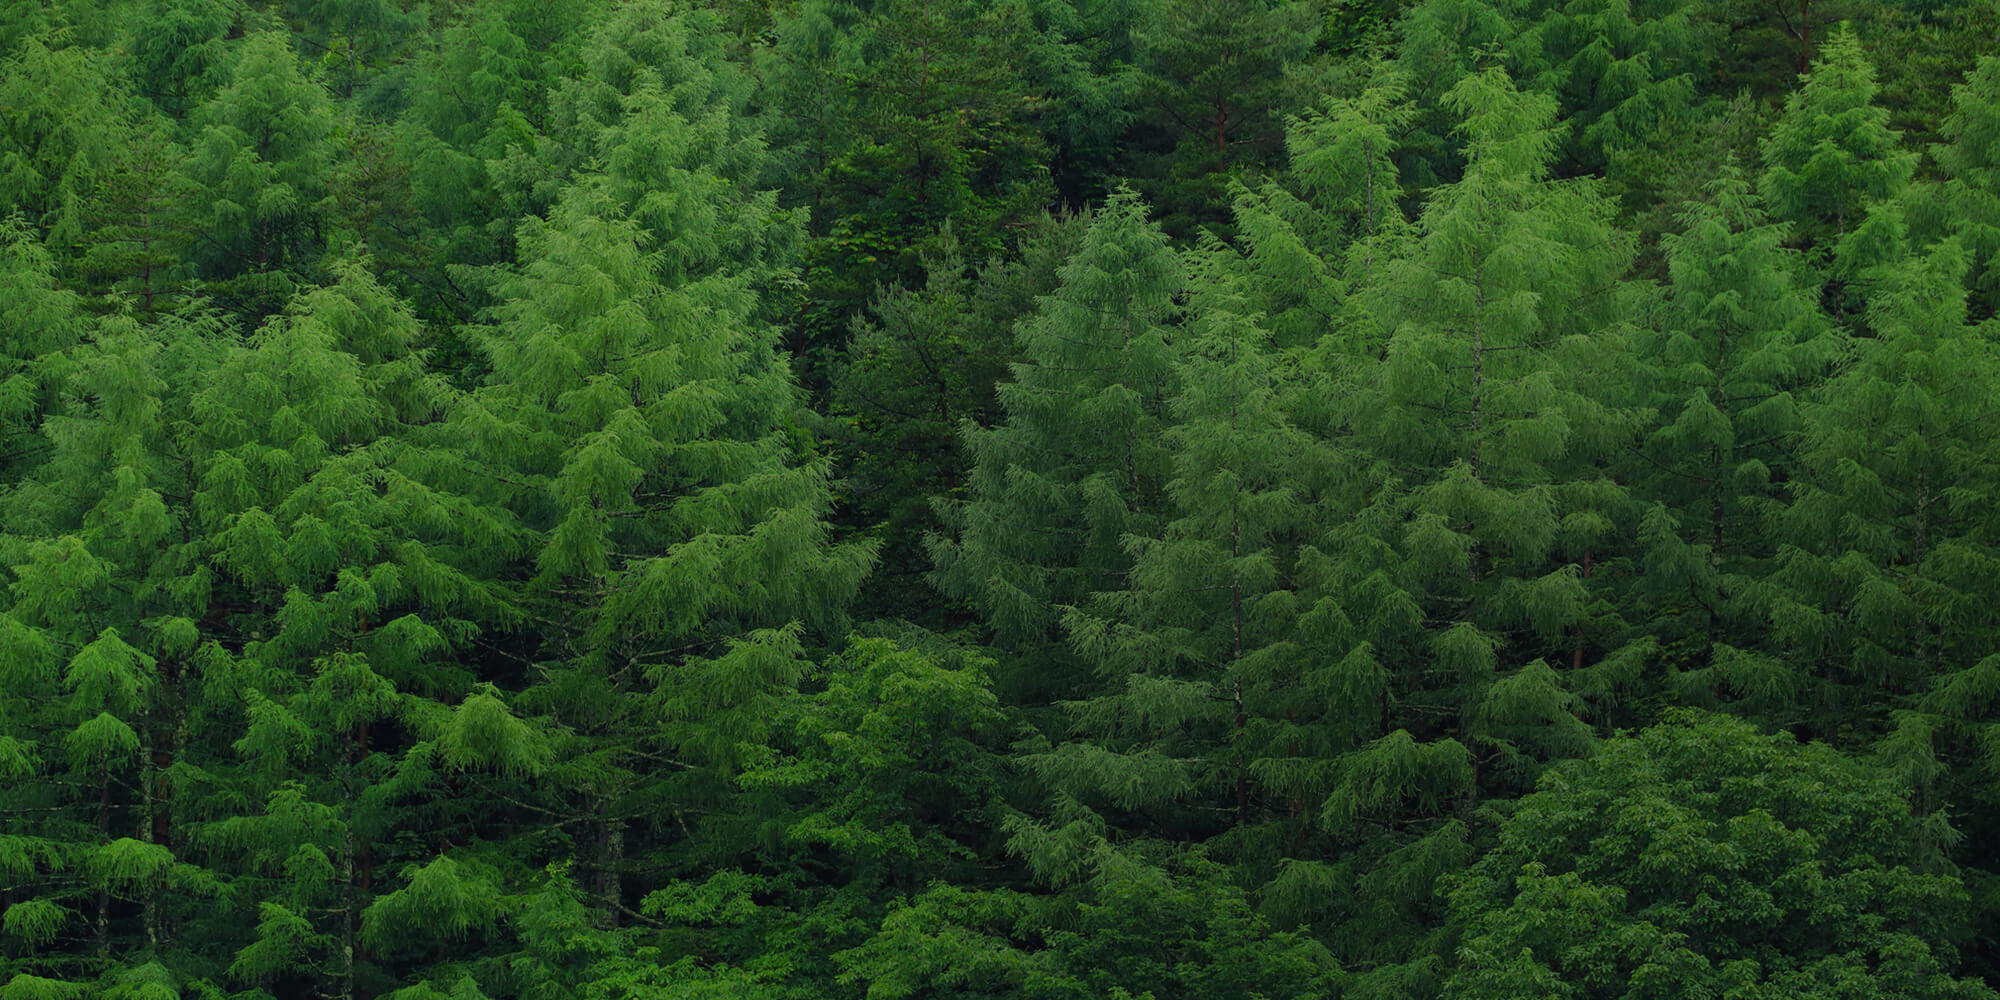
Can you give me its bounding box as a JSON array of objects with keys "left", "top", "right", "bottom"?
[
  {"left": 1767, "top": 233, "right": 2000, "bottom": 752},
  {"left": 1758, "top": 28, "right": 1914, "bottom": 288},
  {"left": 0, "top": 37, "right": 134, "bottom": 251},
  {"left": 0, "top": 219, "right": 84, "bottom": 485},
  {"left": 1305, "top": 68, "right": 1646, "bottom": 987},
  {"left": 447, "top": 35, "right": 875, "bottom": 928},
  {"left": 927, "top": 188, "right": 1183, "bottom": 707},
  {"left": 1626, "top": 171, "right": 1834, "bottom": 719},
  {"left": 1914, "top": 54, "right": 2000, "bottom": 321},
  {"left": 177, "top": 32, "right": 341, "bottom": 321},
  {"left": 1019, "top": 251, "right": 1380, "bottom": 892},
  {"left": 185, "top": 261, "right": 516, "bottom": 1000},
  {"left": 1348, "top": 65, "right": 1636, "bottom": 774},
  {"left": 0, "top": 300, "right": 228, "bottom": 991}
]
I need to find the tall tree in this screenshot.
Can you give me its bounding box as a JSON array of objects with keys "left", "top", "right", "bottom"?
[
  {"left": 1912, "top": 54, "right": 2000, "bottom": 321},
  {"left": 0, "top": 38, "right": 135, "bottom": 250},
  {"left": 1125, "top": 0, "right": 1317, "bottom": 235},
  {"left": 450, "top": 167, "right": 872, "bottom": 933},
  {"left": 927, "top": 189, "right": 1182, "bottom": 705},
  {"left": 828, "top": 215, "right": 1088, "bottom": 626},
  {"left": 1766, "top": 233, "right": 2000, "bottom": 748},
  {"left": 1627, "top": 171, "right": 1834, "bottom": 717},
  {"left": 1019, "top": 253, "right": 1377, "bottom": 890},
  {"left": 177, "top": 32, "right": 341, "bottom": 321},
  {"left": 1759, "top": 29, "right": 1914, "bottom": 267}
]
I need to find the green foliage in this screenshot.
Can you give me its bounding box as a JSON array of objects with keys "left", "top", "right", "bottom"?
[
  {"left": 1760, "top": 29, "right": 1915, "bottom": 255},
  {"left": 1, "top": 1, "right": 1998, "bottom": 998},
  {"left": 929, "top": 188, "right": 1182, "bottom": 664},
  {"left": 1629, "top": 171, "right": 1833, "bottom": 711},
  {"left": 178, "top": 32, "right": 340, "bottom": 319},
  {"left": 1444, "top": 711, "right": 1996, "bottom": 999}
]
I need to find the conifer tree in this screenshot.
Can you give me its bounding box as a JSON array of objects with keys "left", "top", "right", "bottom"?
[
  {"left": 1348, "top": 66, "right": 1641, "bottom": 738},
  {"left": 0, "top": 38, "right": 134, "bottom": 250},
  {"left": 1126, "top": 0, "right": 1316, "bottom": 234},
  {"left": 761, "top": 0, "right": 1054, "bottom": 356},
  {"left": 1918, "top": 55, "right": 2000, "bottom": 321},
  {"left": 1507, "top": 0, "right": 1714, "bottom": 172},
  {"left": 1766, "top": 235, "right": 2000, "bottom": 748},
  {"left": 72, "top": 129, "right": 187, "bottom": 318},
  {"left": 127, "top": 0, "right": 235, "bottom": 118},
  {"left": 185, "top": 261, "right": 515, "bottom": 1000},
  {"left": 1759, "top": 29, "right": 1914, "bottom": 261},
  {"left": 828, "top": 220, "right": 1086, "bottom": 625},
  {"left": 1018, "top": 254, "right": 1381, "bottom": 885},
  {"left": 178, "top": 32, "right": 340, "bottom": 320},
  {"left": 1225, "top": 81, "right": 1411, "bottom": 350},
  {"left": 1304, "top": 69, "right": 1643, "bottom": 984},
  {"left": 0, "top": 219, "right": 85, "bottom": 484},
  {"left": 1628, "top": 171, "right": 1834, "bottom": 716},
  {"left": 928, "top": 189, "right": 1182, "bottom": 704},
  {"left": 0, "top": 305, "right": 227, "bottom": 990},
  {"left": 451, "top": 153, "right": 872, "bottom": 928}
]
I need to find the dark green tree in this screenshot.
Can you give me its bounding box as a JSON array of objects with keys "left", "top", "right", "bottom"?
[
  {"left": 1759, "top": 29, "right": 1914, "bottom": 261},
  {"left": 927, "top": 189, "right": 1182, "bottom": 704},
  {"left": 1765, "top": 235, "right": 2000, "bottom": 748},
  {"left": 1627, "top": 172, "right": 1834, "bottom": 716}
]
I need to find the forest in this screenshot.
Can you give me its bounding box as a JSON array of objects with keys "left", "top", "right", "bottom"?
[{"left": 1, "top": 0, "right": 1999, "bottom": 995}]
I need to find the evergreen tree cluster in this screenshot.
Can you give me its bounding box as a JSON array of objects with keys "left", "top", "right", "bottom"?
[{"left": 2, "top": 0, "right": 1999, "bottom": 996}]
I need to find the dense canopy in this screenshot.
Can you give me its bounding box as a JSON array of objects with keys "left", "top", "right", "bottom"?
[{"left": 1, "top": 0, "right": 1998, "bottom": 997}]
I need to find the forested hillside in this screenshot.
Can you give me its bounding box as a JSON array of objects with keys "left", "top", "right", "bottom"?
[{"left": 1, "top": 0, "right": 1998, "bottom": 995}]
